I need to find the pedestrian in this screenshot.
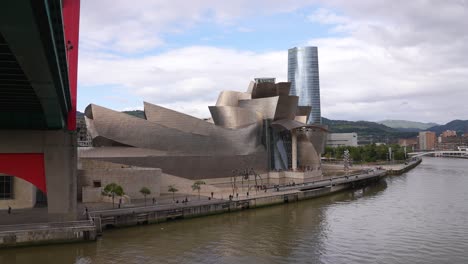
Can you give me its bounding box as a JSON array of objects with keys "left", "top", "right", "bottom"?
[
  {"left": 152, "top": 197, "right": 156, "bottom": 204},
  {"left": 83, "top": 207, "right": 88, "bottom": 216},
  {"left": 8, "top": 206, "right": 11, "bottom": 215},
  {"left": 247, "top": 192, "right": 249, "bottom": 197},
  {"left": 211, "top": 192, "right": 214, "bottom": 198},
  {"left": 236, "top": 193, "right": 239, "bottom": 199}
]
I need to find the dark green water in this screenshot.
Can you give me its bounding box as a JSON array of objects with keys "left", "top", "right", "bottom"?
[{"left": 1, "top": 158, "right": 467, "bottom": 264}]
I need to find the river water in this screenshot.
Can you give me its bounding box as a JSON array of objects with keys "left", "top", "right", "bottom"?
[{"left": 1, "top": 157, "right": 467, "bottom": 264}]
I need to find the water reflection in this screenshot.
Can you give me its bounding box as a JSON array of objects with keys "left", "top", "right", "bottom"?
[{"left": 1, "top": 158, "right": 467, "bottom": 264}]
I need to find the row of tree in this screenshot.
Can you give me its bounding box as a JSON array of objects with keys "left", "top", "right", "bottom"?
[
  {"left": 323, "top": 144, "right": 407, "bottom": 163},
  {"left": 103, "top": 183, "right": 152, "bottom": 208},
  {"left": 167, "top": 180, "right": 206, "bottom": 201},
  {"left": 102, "top": 180, "right": 207, "bottom": 208}
]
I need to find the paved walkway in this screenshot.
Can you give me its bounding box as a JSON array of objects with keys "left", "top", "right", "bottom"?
[
  {"left": 87, "top": 169, "right": 387, "bottom": 218},
  {"left": 0, "top": 160, "right": 416, "bottom": 225}
]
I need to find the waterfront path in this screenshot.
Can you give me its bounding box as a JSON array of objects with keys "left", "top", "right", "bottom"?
[
  {"left": 87, "top": 168, "right": 388, "bottom": 219},
  {"left": 0, "top": 159, "right": 420, "bottom": 248}
]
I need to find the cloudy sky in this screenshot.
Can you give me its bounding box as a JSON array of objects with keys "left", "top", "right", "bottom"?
[{"left": 77, "top": 0, "right": 468, "bottom": 124}]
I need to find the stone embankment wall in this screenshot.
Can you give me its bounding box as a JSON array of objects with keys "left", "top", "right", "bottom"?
[
  {"left": 0, "top": 221, "right": 97, "bottom": 248},
  {"left": 92, "top": 175, "right": 381, "bottom": 229},
  {"left": 386, "top": 159, "right": 422, "bottom": 175}
]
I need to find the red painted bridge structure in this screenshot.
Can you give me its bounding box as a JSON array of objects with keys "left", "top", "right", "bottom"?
[{"left": 0, "top": 0, "right": 80, "bottom": 208}]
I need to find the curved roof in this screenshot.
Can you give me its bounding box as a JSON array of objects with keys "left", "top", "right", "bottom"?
[
  {"left": 271, "top": 119, "right": 329, "bottom": 132},
  {"left": 215, "top": 91, "right": 251, "bottom": 107},
  {"left": 209, "top": 106, "right": 261, "bottom": 129}
]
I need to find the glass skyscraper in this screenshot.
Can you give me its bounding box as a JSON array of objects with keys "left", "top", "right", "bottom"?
[{"left": 288, "top": 46, "right": 321, "bottom": 124}]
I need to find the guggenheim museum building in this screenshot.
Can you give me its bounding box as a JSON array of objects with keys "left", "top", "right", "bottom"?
[{"left": 79, "top": 79, "right": 328, "bottom": 189}]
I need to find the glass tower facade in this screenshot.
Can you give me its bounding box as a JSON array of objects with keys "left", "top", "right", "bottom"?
[{"left": 287, "top": 46, "right": 321, "bottom": 124}]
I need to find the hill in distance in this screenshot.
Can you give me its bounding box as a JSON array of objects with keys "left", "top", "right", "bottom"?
[
  {"left": 377, "top": 120, "right": 438, "bottom": 132},
  {"left": 322, "top": 117, "right": 417, "bottom": 143},
  {"left": 122, "top": 110, "right": 146, "bottom": 119},
  {"left": 427, "top": 120, "right": 468, "bottom": 135},
  {"left": 77, "top": 110, "right": 146, "bottom": 119}
]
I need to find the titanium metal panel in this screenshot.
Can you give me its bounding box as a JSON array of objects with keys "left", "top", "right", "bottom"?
[
  {"left": 209, "top": 106, "right": 261, "bottom": 129},
  {"left": 246, "top": 81, "right": 256, "bottom": 94},
  {"left": 271, "top": 119, "right": 306, "bottom": 131},
  {"left": 276, "top": 82, "right": 291, "bottom": 96},
  {"left": 144, "top": 102, "right": 212, "bottom": 136},
  {"left": 79, "top": 147, "right": 268, "bottom": 180},
  {"left": 274, "top": 96, "right": 298, "bottom": 120},
  {"left": 238, "top": 96, "right": 279, "bottom": 120},
  {"left": 305, "top": 129, "right": 328, "bottom": 155},
  {"left": 296, "top": 106, "right": 312, "bottom": 118},
  {"left": 215, "top": 91, "right": 251, "bottom": 107},
  {"left": 297, "top": 132, "right": 321, "bottom": 169},
  {"left": 85, "top": 104, "right": 262, "bottom": 156},
  {"left": 251, "top": 82, "right": 278, "bottom": 99}
]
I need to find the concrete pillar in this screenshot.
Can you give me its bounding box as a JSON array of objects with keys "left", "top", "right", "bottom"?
[
  {"left": 44, "top": 130, "right": 77, "bottom": 221},
  {"left": 291, "top": 129, "right": 297, "bottom": 171},
  {"left": 0, "top": 130, "right": 77, "bottom": 221}
]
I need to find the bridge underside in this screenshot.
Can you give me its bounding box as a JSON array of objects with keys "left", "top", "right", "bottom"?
[
  {"left": 0, "top": 1, "right": 74, "bottom": 129},
  {"left": 0, "top": 130, "right": 77, "bottom": 220},
  {"left": 0, "top": 0, "right": 80, "bottom": 221}
]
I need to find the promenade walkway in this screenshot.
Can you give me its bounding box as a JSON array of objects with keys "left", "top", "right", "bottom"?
[
  {"left": 0, "top": 160, "right": 418, "bottom": 226},
  {"left": 87, "top": 169, "right": 387, "bottom": 219}
]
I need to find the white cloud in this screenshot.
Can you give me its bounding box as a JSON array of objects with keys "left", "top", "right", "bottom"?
[
  {"left": 79, "top": 47, "right": 285, "bottom": 117},
  {"left": 306, "top": 2, "right": 468, "bottom": 123},
  {"left": 78, "top": 1, "right": 468, "bottom": 124},
  {"left": 79, "top": 0, "right": 315, "bottom": 54}
]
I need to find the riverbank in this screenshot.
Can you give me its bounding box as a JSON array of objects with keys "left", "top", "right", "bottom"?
[{"left": 0, "top": 158, "right": 421, "bottom": 248}]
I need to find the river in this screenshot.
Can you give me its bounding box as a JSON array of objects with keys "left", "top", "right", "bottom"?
[{"left": 1, "top": 157, "right": 467, "bottom": 264}]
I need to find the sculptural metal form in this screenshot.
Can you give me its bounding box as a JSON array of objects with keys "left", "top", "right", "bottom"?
[{"left": 81, "top": 80, "right": 328, "bottom": 179}]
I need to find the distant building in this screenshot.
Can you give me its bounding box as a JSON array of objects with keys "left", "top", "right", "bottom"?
[
  {"left": 288, "top": 46, "right": 321, "bottom": 124},
  {"left": 326, "top": 133, "right": 358, "bottom": 147},
  {"left": 254, "top": 77, "right": 276, "bottom": 83},
  {"left": 437, "top": 134, "right": 468, "bottom": 151},
  {"left": 418, "top": 131, "right": 437, "bottom": 150},
  {"left": 441, "top": 130, "right": 457, "bottom": 137},
  {"left": 77, "top": 116, "right": 92, "bottom": 147},
  {"left": 398, "top": 137, "right": 418, "bottom": 151}
]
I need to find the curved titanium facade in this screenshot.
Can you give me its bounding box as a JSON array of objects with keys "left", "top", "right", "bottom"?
[
  {"left": 288, "top": 46, "right": 321, "bottom": 124},
  {"left": 81, "top": 79, "right": 327, "bottom": 180},
  {"left": 208, "top": 106, "right": 261, "bottom": 129},
  {"left": 215, "top": 91, "right": 251, "bottom": 107}
]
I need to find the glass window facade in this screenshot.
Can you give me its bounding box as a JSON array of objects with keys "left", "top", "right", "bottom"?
[
  {"left": 0, "top": 175, "right": 13, "bottom": 199},
  {"left": 288, "top": 46, "right": 321, "bottom": 124}
]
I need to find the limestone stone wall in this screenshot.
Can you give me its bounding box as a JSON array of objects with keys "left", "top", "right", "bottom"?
[
  {"left": 160, "top": 173, "right": 222, "bottom": 197},
  {"left": 0, "top": 176, "right": 36, "bottom": 209},
  {"left": 78, "top": 160, "right": 161, "bottom": 202},
  {"left": 0, "top": 130, "right": 77, "bottom": 220}
]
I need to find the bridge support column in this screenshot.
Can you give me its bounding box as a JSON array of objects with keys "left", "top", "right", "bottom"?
[
  {"left": 44, "top": 131, "right": 77, "bottom": 221},
  {"left": 0, "top": 130, "right": 77, "bottom": 221}
]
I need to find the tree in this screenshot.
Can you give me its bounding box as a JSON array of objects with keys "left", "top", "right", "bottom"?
[
  {"left": 191, "top": 180, "right": 206, "bottom": 200},
  {"left": 168, "top": 185, "right": 178, "bottom": 201},
  {"left": 140, "top": 187, "right": 151, "bottom": 206},
  {"left": 103, "top": 183, "right": 124, "bottom": 208}
]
